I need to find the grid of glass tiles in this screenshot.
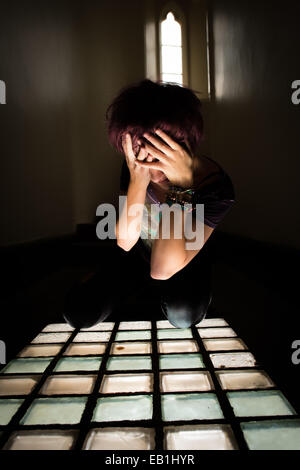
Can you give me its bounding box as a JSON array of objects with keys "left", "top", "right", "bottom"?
[{"left": 0, "top": 318, "right": 299, "bottom": 450}]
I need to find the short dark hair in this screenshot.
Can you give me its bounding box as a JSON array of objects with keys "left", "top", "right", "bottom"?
[{"left": 105, "top": 79, "right": 204, "bottom": 157}]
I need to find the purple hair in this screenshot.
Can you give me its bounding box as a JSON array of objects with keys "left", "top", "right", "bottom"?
[{"left": 105, "top": 79, "right": 204, "bottom": 157}]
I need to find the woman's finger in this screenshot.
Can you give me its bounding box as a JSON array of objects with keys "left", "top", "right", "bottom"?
[
  {"left": 154, "top": 128, "right": 180, "bottom": 150},
  {"left": 135, "top": 160, "right": 163, "bottom": 171},
  {"left": 142, "top": 142, "right": 169, "bottom": 164},
  {"left": 123, "top": 133, "right": 136, "bottom": 164},
  {"left": 136, "top": 145, "right": 147, "bottom": 161},
  {"left": 143, "top": 132, "right": 173, "bottom": 156}
]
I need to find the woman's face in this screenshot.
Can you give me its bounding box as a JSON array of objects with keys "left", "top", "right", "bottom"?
[{"left": 132, "top": 135, "right": 168, "bottom": 185}]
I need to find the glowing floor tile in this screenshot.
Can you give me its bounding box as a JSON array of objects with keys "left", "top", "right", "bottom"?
[
  {"left": 158, "top": 340, "right": 199, "bottom": 354},
  {"left": 210, "top": 352, "right": 256, "bottom": 368},
  {"left": 93, "top": 395, "right": 153, "bottom": 422},
  {"left": 203, "top": 338, "right": 247, "bottom": 351},
  {"left": 161, "top": 393, "right": 223, "bottom": 421},
  {"left": 100, "top": 374, "right": 153, "bottom": 393},
  {"left": 31, "top": 332, "right": 71, "bottom": 344},
  {"left": 3, "top": 430, "right": 78, "bottom": 450},
  {"left": 241, "top": 419, "right": 300, "bottom": 450},
  {"left": 73, "top": 332, "right": 111, "bottom": 343},
  {"left": 42, "top": 324, "right": 74, "bottom": 332},
  {"left": 54, "top": 357, "right": 102, "bottom": 372},
  {"left": 160, "top": 371, "right": 213, "bottom": 392},
  {"left": 159, "top": 354, "right": 205, "bottom": 370},
  {"left": 2, "top": 358, "right": 53, "bottom": 374},
  {"left": 164, "top": 424, "right": 238, "bottom": 450},
  {"left": 227, "top": 390, "right": 296, "bottom": 417},
  {"left": 81, "top": 322, "right": 115, "bottom": 331},
  {"left": 157, "top": 321, "right": 176, "bottom": 329},
  {"left": 17, "top": 344, "right": 63, "bottom": 357},
  {"left": 106, "top": 356, "right": 152, "bottom": 371},
  {"left": 216, "top": 370, "right": 275, "bottom": 390},
  {"left": 157, "top": 329, "right": 193, "bottom": 340},
  {"left": 0, "top": 376, "right": 40, "bottom": 396},
  {"left": 115, "top": 330, "right": 151, "bottom": 341},
  {"left": 196, "top": 319, "right": 229, "bottom": 327},
  {"left": 198, "top": 328, "right": 237, "bottom": 338},
  {"left": 110, "top": 342, "right": 151, "bottom": 355},
  {"left": 83, "top": 427, "right": 155, "bottom": 450},
  {"left": 41, "top": 375, "right": 96, "bottom": 395},
  {"left": 20, "top": 397, "right": 87, "bottom": 425},
  {"left": 63, "top": 343, "right": 106, "bottom": 356},
  {"left": 0, "top": 399, "right": 24, "bottom": 425},
  {"left": 119, "top": 321, "right": 151, "bottom": 330}
]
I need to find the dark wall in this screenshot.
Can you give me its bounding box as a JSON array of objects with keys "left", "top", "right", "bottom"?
[
  {"left": 0, "top": 0, "right": 145, "bottom": 246},
  {"left": 208, "top": 0, "right": 300, "bottom": 248}
]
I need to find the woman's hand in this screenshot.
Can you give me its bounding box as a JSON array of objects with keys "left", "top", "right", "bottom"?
[
  {"left": 122, "top": 133, "right": 151, "bottom": 187},
  {"left": 134, "top": 129, "right": 194, "bottom": 188}
]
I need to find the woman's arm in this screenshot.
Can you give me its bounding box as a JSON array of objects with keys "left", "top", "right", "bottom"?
[
  {"left": 116, "top": 178, "right": 148, "bottom": 251},
  {"left": 115, "top": 133, "right": 150, "bottom": 251},
  {"left": 150, "top": 209, "right": 214, "bottom": 279}
]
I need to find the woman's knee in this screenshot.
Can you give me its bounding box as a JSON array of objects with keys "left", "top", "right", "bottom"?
[
  {"left": 161, "top": 293, "right": 212, "bottom": 329},
  {"left": 62, "top": 276, "right": 115, "bottom": 329}
]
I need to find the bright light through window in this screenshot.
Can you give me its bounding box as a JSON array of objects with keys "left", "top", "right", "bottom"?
[{"left": 160, "top": 12, "right": 183, "bottom": 85}]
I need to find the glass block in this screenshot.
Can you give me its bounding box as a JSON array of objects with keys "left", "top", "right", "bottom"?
[
  {"left": 157, "top": 329, "right": 193, "bottom": 340},
  {"left": 0, "top": 398, "right": 24, "bottom": 425},
  {"left": 54, "top": 357, "right": 102, "bottom": 372},
  {"left": 17, "top": 344, "right": 63, "bottom": 357},
  {"left": 196, "top": 318, "right": 228, "bottom": 327},
  {"left": 2, "top": 358, "right": 53, "bottom": 374},
  {"left": 115, "top": 330, "right": 151, "bottom": 341},
  {"left": 81, "top": 322, "right": 114, "bottom": 331},
  {"left": 198, "top": 328, "right": 236, "bottom": 338},
  {"left": 0, "top": 376, "right": 40, "bottom": 396},
  {"left": 83, "top": 427, "right": 155, "bottom": 450},
  {"left": 203, "top": 338, "right": 246, "bottom": 351},
  {"left": 93, "top": 395, "right": 153, "bottom": 422},
  {"left": 158, "top": 340, "right": 199, "bottom": 354},
  {"left": 164, "top": 424, "right": 238, "bottom": 450},
  {"left": 119, "top": 321, "right": 151, "bottom": 330},
  {"left": 42, "top": 323, "right": 74, "bottom": 332},
  {"left": 31, "top": 332, "right": 71, "bottom": 343},
  {"left": 20, "top": 397, "right": 87, "bottom": 425},
  {"left": 106, "top": 356, "right": 152, "bottom": 371},
  {"left": 63, "top": 343, "right": 106, "bottom": 356},
  {"left": 100, "top": 374, "right": 153, "bottom": 394},
  {"left": 3, "top": 430, "right": 78, "bottom": 450},
  {"left": 157, "top": 320, "right": 176, "bottom": 329},
  {"left": 41, "top": 375, "right": 96, "bottom": 395},
  {"left": 161, "top": 393, "right": 223, "bottom": 421},
  {"left": 241, "top": 419, "right": 300, "bottom": 450},
  {"left": 217, "top": 370, "right": 275, "bottom": 390},
  {"left": 210, "top": 352, "right": 256, "bottom": 368},
  {"left": 159, "top": 354, "right": 204, "bottom": 370},
  {"left": 73, "top": 332, "right": 111, "bottom": 343},
  {"left": 227, "top": 390, "right": 296, "bottom": 417},
  {"left": 160, "top": 371, "right": 213, "bottom": 392},
  {"left": 110, "top": 342, "right": 151, "bottom": 355}
]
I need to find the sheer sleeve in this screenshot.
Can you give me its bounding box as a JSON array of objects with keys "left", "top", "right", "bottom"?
[{"left": 192, "top": 172, "right": 236, "bottom": 229}]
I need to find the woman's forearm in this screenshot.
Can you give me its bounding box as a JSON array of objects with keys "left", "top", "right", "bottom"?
[
  {"left": 150, "top": 208, "right": 187, "bottom": 278},
  {"left": 116, "top": 178, "right": 148, "bottom": 251}
]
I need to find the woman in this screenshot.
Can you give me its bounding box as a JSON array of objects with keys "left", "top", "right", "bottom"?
[{"left": 63, "top": 79, "right": 235, "bottom": 329}]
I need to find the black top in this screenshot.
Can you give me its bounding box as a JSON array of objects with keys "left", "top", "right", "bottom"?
[{"left": 119, "top": 156, "right": 235, "bottom": 229}]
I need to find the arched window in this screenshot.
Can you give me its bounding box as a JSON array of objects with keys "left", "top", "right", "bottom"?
[
  {"left": 0, "top": 80, "right": 6, "bottom": 104},
  {"left": 159, "top": 12, "right": 183, "bottom": 85}
]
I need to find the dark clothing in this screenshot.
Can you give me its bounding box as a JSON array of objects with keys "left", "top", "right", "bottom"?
[
  {"left": 120, "top": 155, "right": 235, "bottom": 230},
  {"left": 63, "top": 156, "right": 234, "bottom": 329},
  {"left": 63, "top": 240, "right": 212, "bottom": 329}
]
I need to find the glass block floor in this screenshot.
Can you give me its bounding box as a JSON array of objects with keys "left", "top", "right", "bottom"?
[{"left": 0, "top": 318, "right": 299, "bottom": 450}]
